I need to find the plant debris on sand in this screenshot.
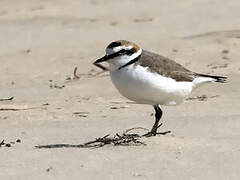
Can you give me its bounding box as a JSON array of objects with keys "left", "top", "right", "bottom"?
[
  {"left": 35, "top": 126, "right": 172, "bottom": 149},
  {"left": 81, "top": 133, "right": 146, "bottom": 148},
  {"left": 36, "top": 132, "right": 146, "bottom": 149}
]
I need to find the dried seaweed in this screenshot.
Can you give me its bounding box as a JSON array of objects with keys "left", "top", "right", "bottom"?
[
  {"left": 0, "top": 97, "right": 14, "bottom": 101},
  {"left": 35, "top": 125, "right": 173, "bottom": 149},
  {"left": 73, "top": 67, "right": 80, "bottom": 79},
  {"left": 0, "top": 139, "right": 21, "bottom": 148},
  {"left": 82, "top": 133, "right": 146, "bottom": 148},
  {"left": 186, "top": 94, "right": 220, "bottom": 101},
  {"left": 35, "top": 128, "right": 148, "bottom": 149},
  {"left": 66, "top": 65, "right": 108, "bottom": 81},
  {"left": 0, "top": 106, "right": 44, "bottom": 111},
  {"left": 0, "top": 140, "right": 5, "bottom": 147}
]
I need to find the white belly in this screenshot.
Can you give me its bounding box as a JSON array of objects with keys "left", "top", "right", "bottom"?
[{"left": 110, "top": 64, "right": 194, "bottom": 106}]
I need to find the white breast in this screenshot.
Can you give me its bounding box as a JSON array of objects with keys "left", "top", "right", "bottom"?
[{"left": 110, "top": 64, "right": 194, "bottom": 106}]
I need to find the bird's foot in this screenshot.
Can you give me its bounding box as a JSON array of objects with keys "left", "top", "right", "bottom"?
[
  {"left": 142, "top": 123, "right": 171, "bottom": 137},
  {"left": 142, "top": 131, "right": 171, "bottom": 137}
]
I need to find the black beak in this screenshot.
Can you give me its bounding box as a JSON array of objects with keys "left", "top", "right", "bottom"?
[{"left": 94, "top": 55, "right": 110, "bottom": 64}]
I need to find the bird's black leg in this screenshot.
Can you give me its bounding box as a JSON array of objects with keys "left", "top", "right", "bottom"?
[{"left": 143, "top": 104, "right": 171, "bottom": 137}]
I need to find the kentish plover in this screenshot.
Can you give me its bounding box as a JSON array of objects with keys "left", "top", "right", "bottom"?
[{"left": 94, "top": 40, "right": 227, "bottom": 136}]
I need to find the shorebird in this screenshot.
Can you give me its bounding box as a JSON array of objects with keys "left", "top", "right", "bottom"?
[{"left": 94, "top": 40, "right": 227, "bottom": 137}]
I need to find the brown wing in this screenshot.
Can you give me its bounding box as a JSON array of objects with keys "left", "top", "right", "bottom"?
[{"left": 137, "top": 50, "right": 195, "bottom": 82}]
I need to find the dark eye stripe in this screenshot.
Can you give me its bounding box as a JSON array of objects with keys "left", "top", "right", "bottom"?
[
  {"left": 117, "top": 49, "right": 135, "bottom": 56},
  {"left": 125, "top": 48, "right": 136, "bottom": 55},
  {"left": 107, "top": 48, "right": 135, "bottom": 59},
  {"left": 107, "top": 49, "right": 126, "bottom": 59}
]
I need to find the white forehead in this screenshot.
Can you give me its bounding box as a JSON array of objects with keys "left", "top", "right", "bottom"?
[{"left": 105, "top": 45, "right": 133, "bottom": 55}]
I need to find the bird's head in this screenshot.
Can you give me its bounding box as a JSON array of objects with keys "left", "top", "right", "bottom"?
[{"left": 94, "top": 40, "right": 142, "bottom": 71}]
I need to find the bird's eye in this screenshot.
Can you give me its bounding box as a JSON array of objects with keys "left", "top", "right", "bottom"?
[
  {"left": 125, "top": 48, "right": 136, "bottom": 55},
  {"left": 117, "top": 49, "right": 135, "bottom": 56},
  {"left": 118, "top": 49, "right": 127, "bottom": 55}
]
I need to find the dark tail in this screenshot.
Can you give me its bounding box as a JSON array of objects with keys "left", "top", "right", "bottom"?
[{"left": 195, "top": 73, "right": 227, "bottom": 83}]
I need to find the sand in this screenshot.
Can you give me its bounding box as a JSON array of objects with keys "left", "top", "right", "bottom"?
[{"left": 0, "top": 0, "right": 240, "bottom": 179}]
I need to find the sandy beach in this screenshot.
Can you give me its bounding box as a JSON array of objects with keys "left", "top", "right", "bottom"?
[{"left": 0, "top": 0, "right": 240, "bottom": 179}]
